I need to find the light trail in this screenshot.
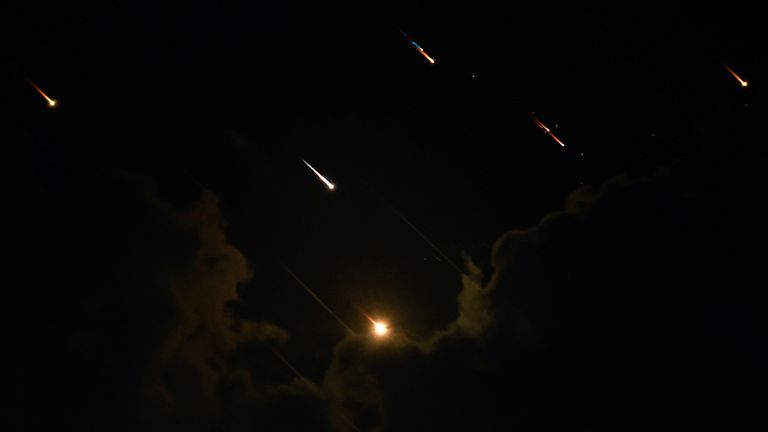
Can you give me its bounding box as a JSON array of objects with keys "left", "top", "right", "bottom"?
[
  {"left": 271, "top": 348, "right": 313, "bottom": 386},
  {"left": 410, "top": 40, "right": 436, "bottom": 64},
  {"left": 398, "top": 27, "right": 436, "bottom": 64},
  {"left": 722, "top": 62, "right": 748, "bottom": 88},
  {"left": 26, "top": 78, "right": 57, "bottom": 107},
  {"left": 282, "top": 264, "right": 352, "bottom": 334},
  {"left": 271, "top": 348, "right": 362, "bottom": 431},
  {"left": 358, "top": 308, "right": 390, "bottom": 338},
  {"left": 302, "top": 159, "right": 336, "bottom": 190},
  {"left": 384, "top": 198, "right": 467, "bottom": 276},
  {"left": 532, "top": 115, "right": 566, "bottom": 147}
]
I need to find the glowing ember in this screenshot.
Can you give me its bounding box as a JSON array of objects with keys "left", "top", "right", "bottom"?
[
  {"left": 722, "top": 62, "right": 748, "bottom": 88},
  {"left": 373, "top": 321, "right": 389, "bottom": 336},
  {"left": 26, "top": 78, "right": 57, "bottom": 108},
  {"left": 531, "top": 115, "right": 566, "bottom": 147}
]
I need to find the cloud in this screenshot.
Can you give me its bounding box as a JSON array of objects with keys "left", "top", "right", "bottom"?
[
  {"left": 322, "top": 116, "right": 765, "bottom": 430},
  {"left": 5, "top": 163, "right": 329, "bottom": 430},
  {"left": 119, "top": 181, "right": 331, "bottom": 430},
  {"left": 7, "top": 100, "right": 763, "bottom": 431},
  {"left": 146, "top": 189, "right": 281, "bottom": 401}
]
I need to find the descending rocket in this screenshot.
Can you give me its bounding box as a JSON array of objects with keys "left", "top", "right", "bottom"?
[
  {"left": 397, "top": 27, "right": 436, "bottom": 64},
  {"left": 25, "top": 78, "right": 57, "bottom": 107},
  {"left": 531, "top": 114, "right": 566, "bottom": 147},
  {"left": 722, "top": 62, "right": 748, "bottom": 88},
  {"left": 302, "top": 159, "right": 335, "bottom": 190}
]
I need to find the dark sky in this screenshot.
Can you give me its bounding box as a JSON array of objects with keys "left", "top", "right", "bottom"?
[{"left": 3, "top": 1, "right": 766, "bottom": 431}]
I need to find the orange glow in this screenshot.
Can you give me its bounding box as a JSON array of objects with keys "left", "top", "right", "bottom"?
[
  {"left": 547, "top": 130, "right": 566, "bottom": 147},
  {"left": 533, "top": 118, "right": 550, "bottom": 133},
  {"left": 532, "top": 116, "right": 565, "bottom": 147},
  {"left": 27, "top": 79, "right": 57, "bottom": 107},
  {"left": 359, "top": 310, "right": 390, "bottom": 337},
  {"left": 418, "top": 49, "right": 436, "bottom": 64},
  {"left": 372, "top": 321, "right": 389, "bottom": 336},
  {"left": 723, "top": 63, "right": 748, "bottom": 88}
]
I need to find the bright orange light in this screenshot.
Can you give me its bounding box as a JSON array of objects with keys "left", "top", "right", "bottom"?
[
  {"left": 723, "top": 63, "right": 748, "bottom": 88},
  {"left": 26, "top": 79, "right": 57, "bottom": 107},
  {"left": 547, "top": 130, "right": 566, "bottom": 147},
  {"left": 372, "top": 321, "right": 389, "bottom": 336},
  {"left": 418, "top": 49, "right": 436, "bottom": 64},
  {"left": 532, "top": 116, "right": 565, "bottom": 147},
  {"left": 359, "top": 308, "right": 390, "bottom": 337},
  {"left": 533, "top": 118, "right": 550, "bottom": 133}
]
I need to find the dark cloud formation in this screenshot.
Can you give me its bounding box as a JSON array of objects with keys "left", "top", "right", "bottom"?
[
  {"left": 4, "top": 136, "right": 331, "bottom": 430},
  {"left": 323, "top": 110, "right": 765, "bottom": 431},
  {"left": 5, "top": 100, "right": 764, "bottom": 431},
  {"left": 3, "top": 1, "right": 765, "bottom": 431},
  {"left": 5, "top": 42, "right": 765, "bottom": 429}
]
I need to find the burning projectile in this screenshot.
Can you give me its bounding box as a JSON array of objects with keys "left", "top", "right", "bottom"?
[
  {"left": 722, "top": 62, "right": 748, "bottom": 88},
  {"left": 26, "top": 78, "right": 57, "bottom": 107},
  {"left": 302, "top": 159, "right": 335, "bottom": 190},
  {"left": 398, "top": 28, "right": 436, "bottom": 64},
  {"left": 372, "top": 320, "right": 389, "bottom": 336},
  {"left": 531, "top": 114, "right": 566, "bottom": 147},
  {"left": 357, "top": 307, "right": 390, "bottom": 337}
]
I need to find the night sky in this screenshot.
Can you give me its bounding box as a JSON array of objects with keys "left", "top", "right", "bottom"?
[{"left": 3, "top": 1, "right": 766, "bottom": 431}]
